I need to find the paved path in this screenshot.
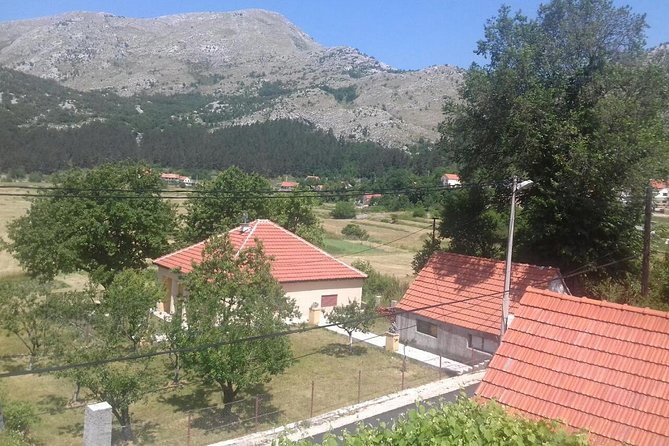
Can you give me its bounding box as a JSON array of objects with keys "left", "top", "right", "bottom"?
[
  {"left": 322, "top": 322, "right": 474, "bottom": 375},
  {"left": 211, "top": 371, "right": 485, "bottom": 446}
]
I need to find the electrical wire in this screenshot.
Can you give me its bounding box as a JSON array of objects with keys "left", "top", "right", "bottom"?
[{"left": 0, "top": 253, "right": 637, "bottom": 379}]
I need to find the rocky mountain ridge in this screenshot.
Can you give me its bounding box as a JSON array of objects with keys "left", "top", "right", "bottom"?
[{"left": 0, "top": 10, "right": 463, "bottom": 147}]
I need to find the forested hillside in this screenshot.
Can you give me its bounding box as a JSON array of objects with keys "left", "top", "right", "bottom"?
[{"left": 0, "top": 68, "right": 422, "bottom": 176}]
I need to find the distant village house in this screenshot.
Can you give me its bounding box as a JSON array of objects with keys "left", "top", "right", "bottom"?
[{"left": 441, "top": 173, "right": 460, "bottom": 187}]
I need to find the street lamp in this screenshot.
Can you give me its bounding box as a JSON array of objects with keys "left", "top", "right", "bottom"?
[{"left": 501, "top": 177, "right": 533, "bottom": 336}]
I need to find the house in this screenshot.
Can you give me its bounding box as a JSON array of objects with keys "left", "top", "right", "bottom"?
[
  {"left": 160, "top": 172, "right": 181, "bottom": 185},
  {"left": 361, "top": 193, "right": 382, "bottom": 206},
  {"left": 178, "top": 175, "right": 194, "bottom": 188},
  {"left": 652, "top": 180, "right": 668, "bottom": 207},
  {"left": 395, "top": 252, "right": 566, "bottom": 364},
  {"left": 279, "top": 181, "right": 299, "bottom": 192},
  {"left": 476, "top": 287, "right": 669, "bottom": 445},
  {"left": 153, "top": 219, "right": 367, "bottom": 321},
  {"left": 441, "top": 173, "right": 460, "bottom": 187}
]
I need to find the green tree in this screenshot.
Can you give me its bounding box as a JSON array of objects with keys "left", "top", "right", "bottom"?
[
  {"left": 331, "top": 201, "right": 356, "bottom": 219},
  {"left": 6, "top": 163, "right": 176, "bottom": 286},
  {"left": 412, "top": 237, "right": 442, "bottom": 274},
  {"left": 57, "top": 271, "right": 160, "bottom": 442},
  {"left": 281, "top": 397, "right": 589, "bottom": 445},
  {"left": 96, "top": 270, "right": 163, "bottom": 352},
  {"left": 0, "top": 280, "right": 58, "bottom": 370},
  {"left": 327, "top": 301, "right": 374, "bottom": 352},
  {"left": 181, "top": 166, "right": 274, "bottom": 243},
  {"left": 441, "top": 0, "right": 669, "bottom": 275},
  {"left": 178, "top": 235, "right": 299, "bottom": 413},
  {"left": 275, "top": 192, "right": 325, "bottom": 246}
]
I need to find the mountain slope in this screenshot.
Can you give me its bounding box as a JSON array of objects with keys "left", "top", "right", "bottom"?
[{"left": 0, "top": 10, "right": 462, "bottom": 146}]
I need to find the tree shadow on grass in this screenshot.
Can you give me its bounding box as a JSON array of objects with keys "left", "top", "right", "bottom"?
[
  {"left": 111, "top": 420, "right": 160, "bottom": 445},
  {"left": 319, "top": 342, "right": 368, "bottom": 358},
  {"left": 57, "top": 421, "right": 83, "bottom": 440},
  {"left": 37, "top": 394, "right": 70, "bottom": 415},
  {"left": 157, "top": 383, "right": 214, "bottom": 412},
  {"left": 189, "top": 395, "right": 281, "bottom": 434}
]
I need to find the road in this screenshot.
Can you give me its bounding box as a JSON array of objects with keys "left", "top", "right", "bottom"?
[{"left": 304, "top": 383, "right": 479, "bottom": 444}]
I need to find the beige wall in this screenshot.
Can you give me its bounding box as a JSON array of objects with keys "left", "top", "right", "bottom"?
[
  {"left": 157, "top": 266, "right": 364, "bottom": 322},
  {"left": 282, "top": 278, "right": 365, "bottom": 320}
]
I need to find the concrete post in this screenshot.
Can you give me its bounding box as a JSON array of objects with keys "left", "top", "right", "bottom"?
[
  {"left": 308, "top": 306, "right": 322, "bottom": 326},
  {"left": 84, "top": 402, "right": 112, "bottom": 446},
  {"left": 385, "top": 332, "right": 399, "bottom": 352}
]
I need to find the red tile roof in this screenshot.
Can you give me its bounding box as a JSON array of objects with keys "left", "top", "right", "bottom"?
[
  {"left": 396, "top": 252, "right": 562, "bottom": 336},
  {"left": 443, "top": 173, "right": 460, "bottom": 181},
  {"left": 154, "top": 220, "right": 366, "bottom": 283},
  {"left": 280, "top": 181, "right": 299, "bottom": 188},
  {"left": 476, "top": 287, "right": 669, "bottom": 445}
]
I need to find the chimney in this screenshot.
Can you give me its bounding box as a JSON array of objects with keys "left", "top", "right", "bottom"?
[{"left": 240, "top": 212, "right": 249, "bottom": 233}]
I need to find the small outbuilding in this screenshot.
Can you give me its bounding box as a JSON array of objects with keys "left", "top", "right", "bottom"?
[{"left": 395, "top": 252, "right": 567, "bottom": 364}]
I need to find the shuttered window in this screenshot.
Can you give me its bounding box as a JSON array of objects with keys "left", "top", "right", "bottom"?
[{"left": 321, "top": 294, "right": 337, "bottom": 307}]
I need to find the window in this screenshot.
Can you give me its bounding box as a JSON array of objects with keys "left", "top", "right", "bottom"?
[
  {"left": 321, "top": 294, "right": 337, "bottom": 307},
  {"left": 416, "top": 319, "right": 438, "bottom": 337}
]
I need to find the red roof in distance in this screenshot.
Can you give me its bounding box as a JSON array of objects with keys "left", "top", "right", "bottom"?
[
  {"left": 443, "top": 173, "right": 460, "bottom": 181},
  {"left": 280, "top": 181, "right": 299, "bottom": 188},
  {"left": 476, "top": 287, "right": 669, "bottom": 445},
  {"left": 154, "top": 220, "right": 366, "bottom": 283},
  {"left": 396, "top": 252, "right": 563, "bottom": 336}
]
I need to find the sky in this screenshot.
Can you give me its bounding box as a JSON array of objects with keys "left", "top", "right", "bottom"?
[{"left": 0, "top": 0, "right": 667, "bottom": 70}]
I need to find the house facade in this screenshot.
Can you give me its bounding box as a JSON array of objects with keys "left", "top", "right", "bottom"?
[
  {"left": 476, "top": 287, "right": 669, "bottom": 445},
  {"left": 153, "top": 219, "right": 366, "bottom": 321},
  {"left": 441, "top": 173, "right": 460, "bottom": 187},
  {"left": 395, "top": 252, "right": 567, "bottom": 364}
]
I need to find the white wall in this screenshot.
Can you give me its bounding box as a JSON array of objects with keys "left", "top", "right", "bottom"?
[
  {"left": 157, "top": 267, "right": 364, "bottom": 322},
  {"left": 283, "top": 278, "right": 365, "bottom": 321}
]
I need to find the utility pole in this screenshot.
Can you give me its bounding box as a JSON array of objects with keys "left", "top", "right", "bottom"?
[
  {"left": 432, "top": 217, "right": 437, "bottom": 242},
  {"left": 641, "top": 185, "right": 653, "bottom": 297},
  {"left": 502, "top": 177, "right": 533, "bottom": 337}
]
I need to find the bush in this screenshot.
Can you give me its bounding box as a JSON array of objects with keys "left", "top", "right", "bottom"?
[
  {"left": 3, "top": 401, "right": 39, "bottom": 435},
  {"left": 412, "top": 207, "right": 427, "bottom": 218},
  {"left": 351, "top": 260, "right": 409, "bottom": 306},
  {"left": 331, "top": 201, "right": 356, "bottom": 219},
  {"left": 341, "top": 223, "right": 369, "bottom": 240}
]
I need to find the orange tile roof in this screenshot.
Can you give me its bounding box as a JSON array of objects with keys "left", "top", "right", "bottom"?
[
  {"left": 154, "top": 220, "right": 366, "bottom": 283},
  {"left": 443, "top": 173, "right": 460, "bottom": 181},
  {"left": 280, "top": 181, "right": 299, "bottom": 188},
  {"left": 476, "top": 288, "right": 669, "bottom": 445},
  {"left": 395, "top": 252, "right": 562, "bottom": 336}
]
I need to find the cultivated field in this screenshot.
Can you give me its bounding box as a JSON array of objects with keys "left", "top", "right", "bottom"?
[{"left": 0, "top": 184, "right": 32, "bottom": 277}]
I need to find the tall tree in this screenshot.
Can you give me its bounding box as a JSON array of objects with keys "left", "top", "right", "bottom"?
[
  {"left": 180, "top": 166, "right": 275, "bottom": 243},
  {"left": 178, "top": 234, "right": 299, "bottom": 413},
  {"left": 441, "top": 0, "right": 669, "bottom": 274},
  {"left": 6, "top": 163, "right": 176, "bottom": 286}
]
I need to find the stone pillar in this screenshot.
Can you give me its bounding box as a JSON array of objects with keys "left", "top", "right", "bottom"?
[
  {"left": 308, "top": 306, "right": 322, "bottom": 326},
  {"left": 84, "top": 402, "right": 112, "bottom": 446},
  {"left": 385, "top": 332, "right": 399, "bottom": 352}
]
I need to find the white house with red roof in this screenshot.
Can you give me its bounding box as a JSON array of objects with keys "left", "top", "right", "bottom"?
[
  {"left": 476, "top": 287, "right": 669, "bottom": 445},
  {"left": 395, "top": 252, "right": 567, "bottom": 364},
  {"left": 441, "top": 173, "right": 460, "bottom": 187},
  {"left": 153, "top": 219, "right": 366, "bottom": 321}
]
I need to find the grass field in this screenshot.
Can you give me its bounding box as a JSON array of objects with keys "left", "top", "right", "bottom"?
[{"left": 1, "top": 327, "right": 438, "bottom": 446}]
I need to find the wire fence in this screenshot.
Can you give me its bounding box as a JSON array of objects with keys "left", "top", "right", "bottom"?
[{"left": 116, "top": 363, "right": 439, "bottom": 446}]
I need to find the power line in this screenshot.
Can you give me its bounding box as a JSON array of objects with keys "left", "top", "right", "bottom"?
[{"left": 0, "top": 253, "right": 636, "bottom": 379}]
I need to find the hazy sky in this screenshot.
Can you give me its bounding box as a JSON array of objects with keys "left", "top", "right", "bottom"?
[{"left": 1, "top": 1, "right": 667, "bottom": 69}]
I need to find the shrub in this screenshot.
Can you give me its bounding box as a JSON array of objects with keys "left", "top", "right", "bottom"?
[
  {"left": 412, "top": 206, "right": 427, "bottom": 218},
  {"left": 351, "top": 260, "right": 408, "bottom": 306},
  {"left": 331, "top": 201, "right": 356, "bottom": 219},
  {"left": 341, "top": 223, "right": 369, "bottom": 240}
]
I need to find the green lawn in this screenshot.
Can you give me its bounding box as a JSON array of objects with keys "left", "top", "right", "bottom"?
[
  {"left": 322, "top": 237, "right": 384, "bottom": 256},
  {"left": 1, "top": 326, "right": 438, "bottom": 445}
]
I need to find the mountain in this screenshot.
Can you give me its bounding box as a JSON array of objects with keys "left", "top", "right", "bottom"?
[{"left": 0, "top": 10, "right": 463, "bottom": 147}]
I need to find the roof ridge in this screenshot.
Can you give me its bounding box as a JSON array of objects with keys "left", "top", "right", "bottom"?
[
  {"left": 264, "top": 220, "right": 367, "bottom": 278},
  {"left": 432, "top": 251, "right": 560, "bottom": 273},
  {"left": 232, "top": 220, "right": 259, "bottom": 256},
  {"left": 524, "top": 286, "right": 669, "bottom": 319}
]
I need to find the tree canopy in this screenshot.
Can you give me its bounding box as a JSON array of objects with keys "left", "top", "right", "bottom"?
[
  {"left": 281, "top": 397, "right": 588, "bottom": 446},
  {"left": 6, "top": 163, "right": 176, "bottom": 286},
  {"left": 440, "top": 0, "right": 669, "bottom": 275},
  {"left": 177, "top": 234, "right": 300, "bottom": 410}
]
